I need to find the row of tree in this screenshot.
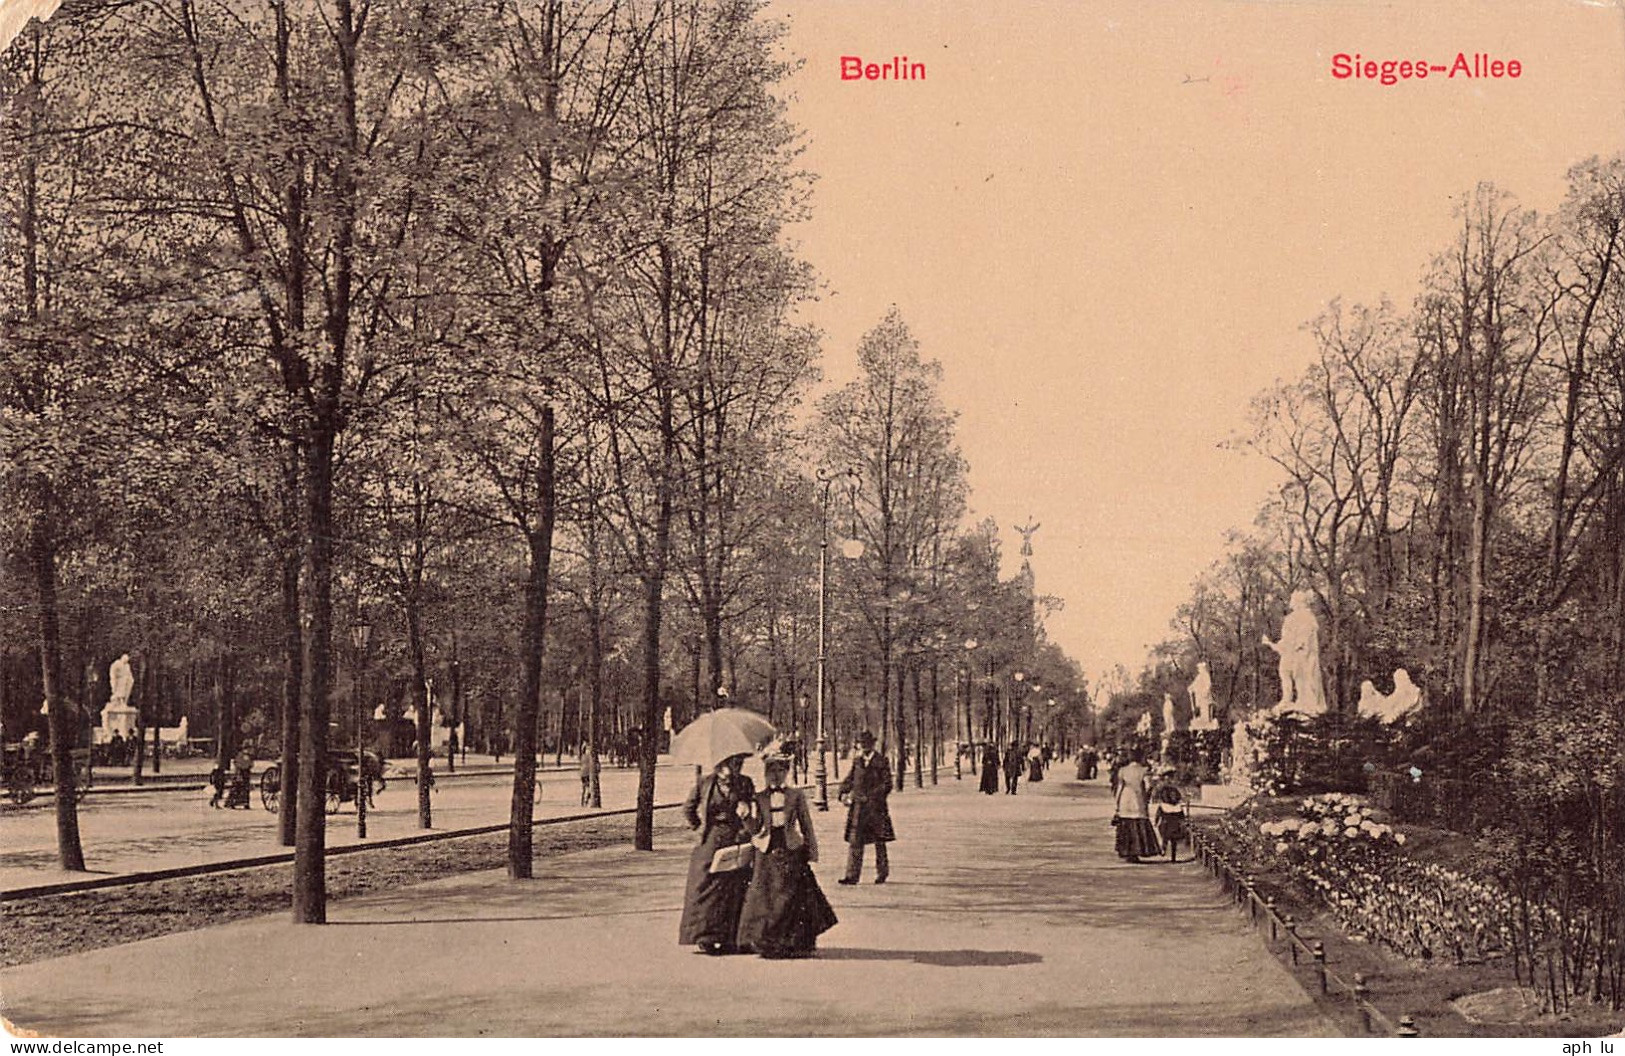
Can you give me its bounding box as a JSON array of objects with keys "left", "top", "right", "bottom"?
[
  {"left": 1109, "top": 161, "right": 1623, "bottom": 947},
  {"left": 1133, "top": 162, "right": 1625, "bottom": 724},
  {"left": 0, "top": 0, "right": 1087, "bottom": 923}
]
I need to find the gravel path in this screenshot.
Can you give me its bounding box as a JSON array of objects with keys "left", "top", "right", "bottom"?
[{"left": 1, "top": 813, "right": 689, "bottom": 969}]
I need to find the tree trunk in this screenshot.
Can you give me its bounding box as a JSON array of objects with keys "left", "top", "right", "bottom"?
[
  {"left": 894, "top": 663, "right": 907, "bottom": 791},
  {"left": 1461, "top": 465, "right": 1489, "bottom": 712},
  {"left": 293, "top": 425, "right": 337, "bottom": 924},
  {"left": 929, "top": 662, "right": 940, "bottom": 785},
  {"left": 277, "top": 543, "right": 301, "bottom": 847},
  {"left": 911, "top": 665, "right": 923, "bottom": 788},
  {"left": 509, "top": 405, "right": 555, "bottom": 879},
  {"left": 409, "top": 605, "right": 431, "bottom": 830},
  {"left": 34, "top": 508, "right": 85, "bottom": 871}
]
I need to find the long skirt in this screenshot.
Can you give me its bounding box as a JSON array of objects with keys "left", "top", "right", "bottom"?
[
  {"left": 678, "top": 838, "right": 752, "bottom": 947},
  {"left": 736, "top": 836, "right": 838, "bottom": 955},
  {"left": 978, "top": 765, "right": 999, "bottom": 795},
  {"left": 1114, "top": 817, "right": 1160, "bottom": 860}
]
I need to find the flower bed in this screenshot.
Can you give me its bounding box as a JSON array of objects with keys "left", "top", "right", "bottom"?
[{"left": 1215, "top": 794, "right": 1515, "bottom": 964}]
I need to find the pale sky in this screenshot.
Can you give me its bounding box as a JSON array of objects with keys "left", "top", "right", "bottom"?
[
  {"left": 776, "top": 0, "right": 1625, "bottom": 680},
  {"left": 0, "top": 0, "right": 59, "bottom": 52}
]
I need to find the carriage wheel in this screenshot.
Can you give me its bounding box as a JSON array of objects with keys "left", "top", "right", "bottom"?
[
  {"left": 325, "top": 769, "right": 344, "bottom": 815},
  {"left": 261, "top": 765, "right": 281, "bottom": 813}
]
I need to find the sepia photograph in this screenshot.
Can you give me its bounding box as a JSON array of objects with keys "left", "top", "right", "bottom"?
[{"left": 2, "top": 0, "right": 1624, "bottom": 1042}]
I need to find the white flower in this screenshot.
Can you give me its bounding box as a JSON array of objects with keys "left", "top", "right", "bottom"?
[
  {"left": 1275, "top": 841, "right": 1289, "bottom": 854},
  {"left": 1344, "top": 827, "right": 1360, "bottom": 838},
  {"left": 1394, "top": 833, "right": 1407, "bottom": 846}
]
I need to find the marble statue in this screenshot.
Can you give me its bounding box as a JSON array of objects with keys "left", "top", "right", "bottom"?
[
  {"left": 1359, "top": 668, "right": 1424, "bottom": 724},
  {"left": 1162, "top": 693, "right": 1176, "bottom": 733},
  {"left": 1188, "top": 662, "right": 1218, "bottom": 730},
  {"left": 1261, "top": 591, "right": 1327, "bottom": 715},
  {"left": 109, "top": 654, "right": 134, "bottom": 709},
  {"left": 1135, "top": 710, "right": 1152, "bottom": 737},
  {"left": 1228, "top": 719, "right": 1257, "bottom": 788}
]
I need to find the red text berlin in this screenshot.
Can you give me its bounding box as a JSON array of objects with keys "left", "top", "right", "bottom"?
[{"left": 840, "top": 56, "right": 926, "bottom": 81}]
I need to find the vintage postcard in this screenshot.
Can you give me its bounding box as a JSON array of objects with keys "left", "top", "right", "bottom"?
[{"left": 2, "top": 0, "right": 1623, "bottom": 1044}]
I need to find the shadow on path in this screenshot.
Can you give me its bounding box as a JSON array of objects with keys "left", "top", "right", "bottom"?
[{"left": 815, "top": 947, "right": 1041, "bottom": 967}]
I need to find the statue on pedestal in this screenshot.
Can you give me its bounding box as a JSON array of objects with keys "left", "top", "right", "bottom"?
[
  {"left": 100, "top": 652, "right": 140, "bottom": 740},
  {"left": 1261, "top": 591, "right": 1326, "bottom": 715}
]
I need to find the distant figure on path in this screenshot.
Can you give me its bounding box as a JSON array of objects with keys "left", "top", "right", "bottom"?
[
  {"left": 1112, "top": 748, "right": 1159, "bottom": 863},
  {"left": 836, "top": 731, "right": 894, "bottom": 884},
  {"left": 1001, "top": 741, "right": 1024, "bottom": 794},
  {"left": 679, "top": 753, "right": 757, "bottom": 955},
  {"left": 1026, "top": 743, "right": 1044, "bottom": 782},
  {"left": 979, "top": 743, "right": 1000, "bottom": 795},
  {"left": 578, "top": 741, "right": 598, "bottom": 806},
  {"left": 736, "top": 751, "right": 837, "bottom": 958},
  {"left": 229, "top": 748, "right": 254, "bottom": 810},
  {"left": 1148, "top": 766, "right": 1189, "bottom": 861}
]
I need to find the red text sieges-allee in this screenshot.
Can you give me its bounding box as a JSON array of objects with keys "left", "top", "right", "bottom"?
[{"left": 1332, "top": 52, "right": 1521, "bottom": 85}]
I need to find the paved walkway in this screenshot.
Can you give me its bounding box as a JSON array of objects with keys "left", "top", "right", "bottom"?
[{"left": 0, "top": 774, "right": 1337, "bottom": 1038}]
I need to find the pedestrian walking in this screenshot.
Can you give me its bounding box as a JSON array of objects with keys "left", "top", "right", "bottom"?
[
  {"left": 978, "top": 743, "right": 1000, "bottom": 795},
  {"left": 207, "top": 763, "right": 227, "bottom": 808},
  {"left": 1111, "top": 747, "right": 1159, "bottom": 862},
  {"left": 1002, "top": 741, "right": 1024, "bottom": 794},
  {"left": 1149, "top": 766, "right": 1189, "bottom": 862},
  {"left": 836, "top": 731, "right": 894, "bottom": 884},
  {"left": 1026, "top": 743, "right": 1044, "bottom": 782},
  {"left": 678, "top": 753, "right": 758, "bottom": 955},
  {"left": 736, "top": 750, "right": 837, "bottom": 958},
  {"left": 578, "top": 741, "right": 598, "bottom": 806},
  {"left": 227, "top": 748, "right": 254, "bottom": 809}
]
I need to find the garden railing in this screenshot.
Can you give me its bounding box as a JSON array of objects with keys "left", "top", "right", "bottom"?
[{"left": 1189, "top": 824, "right": 1418, "bottom": 1037}]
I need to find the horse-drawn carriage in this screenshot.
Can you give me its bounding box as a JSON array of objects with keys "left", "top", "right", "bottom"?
[
  {"left": 2, "top": 744, "right": 92, "bottom": 806},
  {"left": 259, "top": 750, "right": 383, "bottom": 814}
]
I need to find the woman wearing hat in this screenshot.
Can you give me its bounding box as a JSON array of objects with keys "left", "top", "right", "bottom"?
[
  {"left": 678, "top": 753, "right": 758, "bottom": 954},
  {"left": 1111, "top": 747, "right": 1160, "bottom": 862},
  {"left": 736, "top": 750, "right": 838, "bottom": 958}
]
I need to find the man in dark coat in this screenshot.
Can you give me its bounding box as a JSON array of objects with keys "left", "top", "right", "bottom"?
[
  {"left": 835, "top": 730, "right": 894, "bottom": 884},
  {"left": 1002, "top": 741, "right": 1024, "bottom": 794}
]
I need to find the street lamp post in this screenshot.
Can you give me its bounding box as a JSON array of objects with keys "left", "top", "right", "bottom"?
[
  {"left": 1011, "top": 671, "right": 1024, "bottom": 746},
  {"left": 815, "top": 468, "right": 863, "bottom": 812},
  {"left": 351, "top": 622, "right": 371, "bottom": 840},
  {"left": 958, "top": 638, "right": 978, "bottom": 780}
]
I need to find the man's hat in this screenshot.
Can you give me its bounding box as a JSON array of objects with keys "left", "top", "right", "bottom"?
[{"left": 855, "top": 730, "right": 876, "bottom": 747}]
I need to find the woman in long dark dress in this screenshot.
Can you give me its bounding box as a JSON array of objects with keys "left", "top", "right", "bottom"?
[
  {"left": 1112, "top": 748, "right": 1160, "bottom": 862},
  {"left": 978, "top": 743, "right": 1000, "bottom": 795},
  {"left": 736, "top": 753, "right": 837, "bottom": 958},
  {"left": 678, "top": 754, "right": 758, "bottom": 954}
]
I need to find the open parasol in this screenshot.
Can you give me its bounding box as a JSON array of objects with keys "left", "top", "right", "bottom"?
[{"left": 668, "top": 708, "right": 778, "bottom": 769}]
